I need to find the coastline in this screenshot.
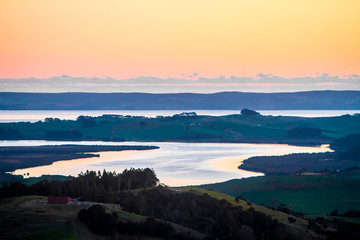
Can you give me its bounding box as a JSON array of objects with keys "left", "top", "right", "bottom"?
[{"left": 0, "top": 145, "right": 159, "bottom": 181}]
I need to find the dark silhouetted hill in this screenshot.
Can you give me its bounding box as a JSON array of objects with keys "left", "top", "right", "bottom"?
[{"left": 0, "top": 91, "right": 359, "bottom": 110}]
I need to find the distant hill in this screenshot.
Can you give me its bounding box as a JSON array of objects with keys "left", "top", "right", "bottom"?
[{"left": 0, "top": 91, "right": 359, "bottom": 110}]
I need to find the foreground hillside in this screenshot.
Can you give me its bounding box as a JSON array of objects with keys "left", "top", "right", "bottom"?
[
  {"left": 0, "top": 194, "right": 299, "bottom": 240},
  {"left": 1, "top": 169, "right": 360, "bottom": 239},
  {"left": 1, "top": 187, "right": 359, "bottom": 239}
]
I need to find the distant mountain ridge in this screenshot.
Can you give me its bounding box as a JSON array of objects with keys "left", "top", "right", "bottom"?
[{"left": 0, "top": 91, "right": 359, "bottom": 110}]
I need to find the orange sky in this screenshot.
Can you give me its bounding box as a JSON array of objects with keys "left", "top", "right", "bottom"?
[{"left": 0, "top": 0, "right": 359, "bottom": 79}]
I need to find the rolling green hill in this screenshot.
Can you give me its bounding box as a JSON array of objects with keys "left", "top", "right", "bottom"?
[
  {"left": 2, "top": 113, "right": 360, "bottom": 145},
  {"left": 200, "top": 174, "right": 360, "bottom": 216}
]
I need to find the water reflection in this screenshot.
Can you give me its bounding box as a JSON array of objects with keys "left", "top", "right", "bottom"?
[{"left": 2, "top": 141, "right": 331, "bottom": 186}]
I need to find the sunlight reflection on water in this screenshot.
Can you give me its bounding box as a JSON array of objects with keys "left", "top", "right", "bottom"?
[{"left": 1, "top": 140, "right": 331, "bottom": 186}]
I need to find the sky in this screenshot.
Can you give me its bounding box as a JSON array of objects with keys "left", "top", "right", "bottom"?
[{"left": 0, "top": 0, "right": 359, "bottom": 92}]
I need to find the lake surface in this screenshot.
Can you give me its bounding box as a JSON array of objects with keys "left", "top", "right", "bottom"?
[
  {"left": 1, "top": 140, "right": 331, "bottom": 186},
  {"left": 0, "top": 110, "right": 359, "bottom": 122}
]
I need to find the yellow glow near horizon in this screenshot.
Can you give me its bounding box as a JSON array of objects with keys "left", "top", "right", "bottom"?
[{"left": 0, "top": 0, "right": 359, "bottom": 78}]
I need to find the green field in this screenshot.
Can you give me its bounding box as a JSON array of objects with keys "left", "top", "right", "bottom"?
[
  {"left": 184, "top": 187, "right": 308, "bottom": 224},
  {"left": 200, "top": 174, "right": 360, "bottom": 216},
  {"left": 181, "top": 187, "right": 319, "bottom": 240}
]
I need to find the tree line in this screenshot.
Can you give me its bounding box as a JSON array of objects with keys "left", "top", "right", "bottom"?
[{"left": 0, "top": 168, "right": 158, "bottom": 199}]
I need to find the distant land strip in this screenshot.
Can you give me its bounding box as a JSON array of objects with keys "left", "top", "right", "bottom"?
[
  {"left": 2, "top": 114, "right": 360, "bottom": 145},
  {"left": 1, "top": 91, "right": 360, "bottom": 110}
]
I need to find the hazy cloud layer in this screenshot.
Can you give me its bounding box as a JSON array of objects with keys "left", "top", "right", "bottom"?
[{"left": 1, "top": 74, "right": 360, "bottom": 93}]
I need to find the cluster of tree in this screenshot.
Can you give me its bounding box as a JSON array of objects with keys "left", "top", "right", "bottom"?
[
  {"left": 76, "top": 115, "right": 97, "bottom": 127},
  {"left": 78, "top": 205, "right": 191, "bottom": 239},
  {"left": 0, "top": 128, "right": 22, "bottom": 140},
  {"left": 78, "top": 204, "right": 116, "bottom": 234},
  {"left": 116, "top": 187, "right": 291, "bottom": 240},
  {"left": 330, "top": 209, "right": 360, "bottom": 218},
  {"left": 266, "top": 203, "right": 304, "bottom": 219},
  {"left": 0, "top": 168, "right": 159, "bottom": 200},
  {"left": 45, "top": 130, "right": 83, "bottom": 140},
  {"left": 44, "top": 117, "right": 61, "bottom": 122},
  {"left": 86, "top": 113, "right": 198, "bottom": 124},
  {"left": 241, "top": 109, "right": 260, "bottom": 116},
  {"left": 76, "top": 115, "right": 94, "bottom": 122},
  {"left": 307, "top": 217, "right": 360, "bottom": 240},
  {"left": 101, "top": 114, "right": 148, "bottom": 119}
]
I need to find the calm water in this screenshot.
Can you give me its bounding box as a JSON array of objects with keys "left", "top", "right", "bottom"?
[
  {"left": 1, "top": 140, "right": 331, "bottom": 186},
  {"left": 0, "top": 110, "right": 359, "bottom": 123}
]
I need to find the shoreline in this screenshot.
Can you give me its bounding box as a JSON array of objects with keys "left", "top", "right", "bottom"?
[
  {"left": 0, "top": 137, "right": 332, "bottom": 147},
  {"left": 238, "top": 151, "right": 359, "bottom": 175},
  {"left": 0, "top": 145, "right": 159, "bottom": 182}
]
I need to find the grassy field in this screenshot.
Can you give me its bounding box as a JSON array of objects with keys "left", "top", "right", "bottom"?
[
  {"left": 184, "top": 187, "right": 304, "bottom": 222},
  {"left": 183, "top": 187, "right": 317, "bottom": 240},
  {"left": 0, "top": 196, "right": 120, "bottom": 239},
  {"left": 0, "top": 195, "right": 44, "bottom": 209},
  {"left": 200, "top": 174, "right": 360, "bottom": 216},
  {"left": 20, "top": 224, "right": 78, "bottom": 240}
]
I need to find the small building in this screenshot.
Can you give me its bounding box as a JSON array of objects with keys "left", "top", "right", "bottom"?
[{"left": 48, "top": 196, "right": 71, "bottom": 204}]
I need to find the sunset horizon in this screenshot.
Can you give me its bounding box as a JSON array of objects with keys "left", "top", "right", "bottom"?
[{"left": 1, "top": 0, "right": 359, "bottom": 81}]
